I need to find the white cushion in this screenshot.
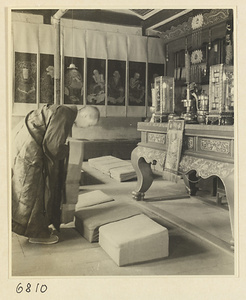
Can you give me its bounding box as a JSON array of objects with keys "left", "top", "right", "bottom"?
[
  {"left": 99, "top": 214, "right": 169, "bottom": 266},
  {"left": 75, "top": 190, "right": 114, "bottom": 211},
  {"left": 75, "top": 202, "right": 142, "bottom": 243},
  {"left": 88, "top": 155, "right": 136, "bottom": 181}
]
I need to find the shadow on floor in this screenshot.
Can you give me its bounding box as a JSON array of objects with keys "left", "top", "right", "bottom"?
[{"left": 80, "top": 171, "right": 105, "bottom": 185}]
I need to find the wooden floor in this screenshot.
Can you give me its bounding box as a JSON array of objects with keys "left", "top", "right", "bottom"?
[{"left": 11, "top": 162, "right": 235, "bottom": 277}]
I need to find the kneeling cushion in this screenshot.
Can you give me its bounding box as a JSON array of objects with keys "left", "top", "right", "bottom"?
[
  {"left": 75, "top": 190, "right": 114, "bottom": 211},
  {"left": 74, "top": 201, "right": 142, "bottom": 243},
  {"left": 99, "top": 214, "right": 169, "bottom": 266}
]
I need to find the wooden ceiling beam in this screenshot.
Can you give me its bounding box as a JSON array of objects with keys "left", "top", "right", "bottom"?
[{"left": 142, "top": 9, "right": 187, "bottom": 32}]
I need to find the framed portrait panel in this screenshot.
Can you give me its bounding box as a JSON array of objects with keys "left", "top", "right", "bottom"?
[
  {"left": 86, "top": 58, "right": 106, "bottom": 105},
  {"left": 128, "top": 61, "right": 146, "bottom": 106},
  {"left": 14, "top": 52, "right": 37, "bottom": 103},
  {"left": 64, "top": 56, "right": 84, "bottom": 105},
  {"left": 40, "top": 54, "right": 54, "bottom": 104},
  {"left": 107, "top": 59, "right": 126, "bottom": 106}
]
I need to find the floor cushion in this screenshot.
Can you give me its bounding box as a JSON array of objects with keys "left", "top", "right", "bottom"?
[
  {"left": 99, "top": 214, "right": 169, "bottom": 266},
  {"left": 75, "top": 190, "right": 115, "bottom": 211},
  {"left": 88, "top": 155, "right": 136, "bottom": 181},
  {"left": 74, "top": 201, "right": 142, "bottom": 243}
]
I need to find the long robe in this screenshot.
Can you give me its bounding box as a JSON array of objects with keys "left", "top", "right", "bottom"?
[{"left": 12, "top": 104, "right": 77, "bottom": 238}]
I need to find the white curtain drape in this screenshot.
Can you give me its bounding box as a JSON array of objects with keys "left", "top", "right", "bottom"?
[
  {"left": 128, "top": 35, "right": 148, "bottom": 62},
  {"left": 147, "top": 37, "right": 166, "bottom": 63},
  {"left": 86, "top": 30, "right": 107, "bottom": 59},
  {"left": 12, "top": 19, "right": 168, "bottom": 118},
  {"left": 107, "top": 32, "right": 127, "bottom": 60},
  {"left": 63, "top": 26, "right": 85, "bottom": 57},
  {"left": 13, "top": 22, "right": 38, "bottom": 53},
  {"left": 39, "top": 24, "right": 55, "bottom": 54}
]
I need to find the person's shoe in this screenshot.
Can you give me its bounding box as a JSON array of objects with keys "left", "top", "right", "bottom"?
[{"left": 28, "top": 234, "right": 59, "bottom": 245}]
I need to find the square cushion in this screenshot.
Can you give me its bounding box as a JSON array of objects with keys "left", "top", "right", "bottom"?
[
  {"left": 75, "top": 190, "right": 114, "bottom": 211},
  {"left": 99, "top": 214, "right": 169, "bottom": 266},
  {"left": 109, "top": 165, "right": 136, "bottom": 182},
  {"left": 100, "top": 161, "right": 130, "bottom": 175},
  {"left": 88, "top": 156, "right": 119, "bottom": 169},
  {"left": 88, "top": 156, "right": 136, "bottom": 181},
  {"left": 74, "top": 202, "right": 142, "bottom": 243}
]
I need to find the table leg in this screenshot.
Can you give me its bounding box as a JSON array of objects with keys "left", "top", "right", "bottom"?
[
  {"left": 131, "top": 147, "right": 154, "bottom": 200},
  {"left": 223, "top": 172, "right": 234, "bottom": 248},
  {"left": 182, "top": 171, "right": 199, "bottom": 196},
  {"left": 183, "top": 170, "right": 234, "bottom": 248}
]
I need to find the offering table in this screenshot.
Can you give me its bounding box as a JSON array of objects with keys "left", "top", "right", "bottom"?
[{"left": 131, "top": 122, "right": 234, "bottom": 239}]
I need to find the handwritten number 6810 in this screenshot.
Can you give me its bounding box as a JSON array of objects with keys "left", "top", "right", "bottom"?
[{"left": 16, "top": 283, "right": 47, "bottom": 293}]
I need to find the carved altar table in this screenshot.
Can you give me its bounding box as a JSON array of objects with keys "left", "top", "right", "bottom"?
[{"left": 131, "top": 122, "right": 234, "bottom": 239}]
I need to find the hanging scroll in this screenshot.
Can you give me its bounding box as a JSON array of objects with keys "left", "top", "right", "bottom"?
[
  {"left": 64, "top": 57, "right": 84, "bottom": 105},
  {"left": 39, "top": 25, "right": 55, "bottom": 104},
  {"left": 14, "top": 52, "right": 37, "bottom": 103},
  {"left": 128, "top": 61, "right": 146, "bottom": 106},
  {"left": 108, "top": 60, "right": 126, "bottom": 106},
  {"left": 86, "top": 58, "right": 106, "bottom": 105},
  {"left": 106, "top": 33, "right": 127, "bottom": 115},
  {"left": 40, "top": 54, "right": 54, "bottom": 104}
]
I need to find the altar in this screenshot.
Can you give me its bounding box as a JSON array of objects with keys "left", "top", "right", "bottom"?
[{"left": 131, "top": 122, "right": 234, "bottom": 240}]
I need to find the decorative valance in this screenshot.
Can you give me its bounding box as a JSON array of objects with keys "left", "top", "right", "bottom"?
[{"left": 160, "top": 9, "right": 231, "bottom": 42}]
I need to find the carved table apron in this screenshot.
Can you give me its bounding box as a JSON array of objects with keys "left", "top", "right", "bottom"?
[{"left": 131, "top": 122, "right": 234, "bottom": 239}]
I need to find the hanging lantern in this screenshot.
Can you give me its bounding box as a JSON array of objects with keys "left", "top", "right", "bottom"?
[
  {"left": 165, "top": 44, "right": 169, "bottom": 62},
  {"left": 208, "top": 29, "right": 212, "bottom": 50}
]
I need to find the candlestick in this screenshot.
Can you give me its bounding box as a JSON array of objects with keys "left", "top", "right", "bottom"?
[
  {"left": 162, "top": 82, "right": 167, "bottom": 113},
  {"left": 186, "top": 84, "right": 190, "bottom": 101},
  {"left": 185, "top": 52, "right": 190, "bottom": 83},
  {"left": 151, "top": 88, "right": 156, "bottom": 108}
]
